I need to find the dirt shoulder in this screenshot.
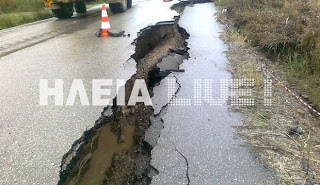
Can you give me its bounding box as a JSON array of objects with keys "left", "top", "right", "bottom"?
[{"left": 220, "top": 16, "right": 320, "bottom": 185}]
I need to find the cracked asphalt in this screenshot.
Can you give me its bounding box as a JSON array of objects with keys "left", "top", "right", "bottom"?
[
  {"left": 149, "top": 3, "right": 279, "bottom": 185},
  {"left": 1, "top": 1, "right": 282, "bottom": 184},
  {"left": 0, "top": 1, "right": 178, "bottom": 184}
]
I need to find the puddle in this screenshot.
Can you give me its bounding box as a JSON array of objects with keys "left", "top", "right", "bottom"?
[{"left": 65, "top": 124, "right": 136, "bottom": 185}]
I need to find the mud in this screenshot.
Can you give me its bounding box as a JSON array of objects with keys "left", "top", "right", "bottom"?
[
  {"left": 58, "top": 17, "right": 189, "bottom": 185},
  {"left": 102, "top": 21, "right": 189, "bottom": 185},
  {"left": 58, "top": 109, "right": 113, "bottom": 185}
]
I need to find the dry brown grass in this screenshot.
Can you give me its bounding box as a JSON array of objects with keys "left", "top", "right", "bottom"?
[
  {"left": 222, "top": 28, "right": 320, "bottom": 185},
  {"left": 216, "top": 0, "right": 320, "bottom": 110}
]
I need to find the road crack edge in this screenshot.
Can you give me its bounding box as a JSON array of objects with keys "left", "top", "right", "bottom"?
[{"left": 173, "top": 143, "right": 190, "bottom": 185}]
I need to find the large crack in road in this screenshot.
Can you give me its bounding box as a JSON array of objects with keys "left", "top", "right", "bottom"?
[
  {"left": 58, "top": 8, "right": 190, "bottom": 184},
  {"left": 57, "top": 1, "right": 279, "bottom": 185},
  {"left": 0, "top": 1, "right": 306, "bottom": 184},
  {"left": 0, "top": 1, "right": 188, "bottom": 185}
]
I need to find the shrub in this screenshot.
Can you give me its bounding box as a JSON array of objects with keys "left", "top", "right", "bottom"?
[{"left": 217, "top": 0, "right": 320, "bottom": 109}]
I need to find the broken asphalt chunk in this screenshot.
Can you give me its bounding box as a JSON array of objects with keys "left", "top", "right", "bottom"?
[
  {"left": 165, "top": 69, "right": 185, "bottom": 72},
  {"left": 148, "top": 67, "right": 170, "bottom": 86},
  {"left": 169, "top": 47, "right": 188, "bottom": 55},
  {"left": 107, "top": 30, "right": 125, "bottom": 37}
]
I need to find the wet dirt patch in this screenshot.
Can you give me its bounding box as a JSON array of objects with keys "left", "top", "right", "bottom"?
[
  {"left": 58, "top": 18, "right": 189, "bottom": 185},
  {"left": 58, "top": 111, "right": 113, "bottom": 185},
  {"left": 78, "top": 124, "right": 135, "bottom": 185}
]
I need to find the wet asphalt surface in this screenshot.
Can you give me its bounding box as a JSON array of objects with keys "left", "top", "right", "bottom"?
[
  {"left": 149, "top": 3, "right": 279, "bottom": 185},
  {"left": 0, "top": 1, "right": 280, "bottom": 185},
  {"left": 0, "top": 1, "right": 178, "bottom": 184}
]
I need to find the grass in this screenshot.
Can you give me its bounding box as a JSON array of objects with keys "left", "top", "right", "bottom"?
[
  {"left": 0, "top": 0, "right": 52, "bottom": 29},
  {"left": 0, "top": 0, "right": 106, "bottom": 29},
  {"left": 0, "top": 0, "right": 45, "bottom": 13},
  {"left": 216, "top": 0, "right": 320, "bottom": 110},
  {"left": 227, "top": 43, "right": 320, "bottom": 183},
  {"left": 221, "top": 2, "right": 320, "bottom": 183},
  {"left": 0, "top": 11, "right": 52, "bottom": 29}
]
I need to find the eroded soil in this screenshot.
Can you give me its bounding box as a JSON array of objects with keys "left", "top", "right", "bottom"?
[{"left": 59, "top": 19, "right": 189, "bottom": 185}]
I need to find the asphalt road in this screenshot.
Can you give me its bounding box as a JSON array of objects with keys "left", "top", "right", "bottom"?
[
  {"left": 149, "top": 3, "right": 279, "bottom": 185},
  {"left": 0, "top": 1, "right": 178, "bottom": 184},
  {"left": 1, "top": 1, "right": 280, "bottom": 185}
]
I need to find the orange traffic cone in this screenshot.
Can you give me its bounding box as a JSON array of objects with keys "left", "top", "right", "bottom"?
[{"left": 99, "top": 4, "right": 111, "bottom": 37}]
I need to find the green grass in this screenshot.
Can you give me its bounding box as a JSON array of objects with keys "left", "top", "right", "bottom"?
[
  {"left": 0, "top": 11, "right": 52, "bottom": 29},
  {"left": 216, "top": 0, "right": 320, "bottom": 110},
  {"left": 0, "top": 0, "right": 45, "bottom": 13},
  {"left": 0, "top": 0, "right": 106, "bottom": 29},
  {"left": 0, "top": 0, "right": 52, "bottom": 29}
]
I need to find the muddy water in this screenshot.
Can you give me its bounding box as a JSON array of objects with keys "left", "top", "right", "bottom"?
[{"left": 79, "top": 124, "right": 136, "bottom": 185}]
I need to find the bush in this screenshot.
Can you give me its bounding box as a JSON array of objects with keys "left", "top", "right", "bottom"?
[{"left": 217, "top": 0, "right": 320, "bottom": 109}]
